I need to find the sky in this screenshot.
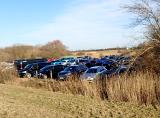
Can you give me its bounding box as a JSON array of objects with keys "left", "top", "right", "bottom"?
[{"left": 0, "top": 0, "right": 142, "bottom": 50}]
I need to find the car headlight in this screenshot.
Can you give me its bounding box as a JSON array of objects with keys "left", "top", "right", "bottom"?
[
  {"left": 22, "top": 71, "right": 27, "bottom": 74},
  {"left": 87, "top": 77, "right": 94, "bottom": 80}
]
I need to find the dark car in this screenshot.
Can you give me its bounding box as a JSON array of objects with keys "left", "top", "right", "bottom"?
[
  {"left": 58, "top": 65, "right": 88, "bottom": 80},
  {"left": 14, "top": 58, "right": 47, "bottom": 71},
  {"left": 85, "top": 58, "right": 97, "bottom": 68},
  {"left": 39, "top": 65, "right": 66, "bottom": 79},
  {"left": 78, "top": 59, "right": 90, "bottom": 65},
  {"left": 102, "top": 59, "right": 117, "bottom": 70},
  {"left": 18, "top": 62, "right": 51, "bottom": 78},
  {"left": 106, "top": 65, "right": 127, "bottom": 77}
]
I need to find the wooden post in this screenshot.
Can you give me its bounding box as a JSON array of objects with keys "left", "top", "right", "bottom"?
[{"left": 50, "top": 70, "right": 53, "bottom": 79}]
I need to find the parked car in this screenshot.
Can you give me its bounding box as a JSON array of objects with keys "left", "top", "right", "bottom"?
[
  {"left": 85, "top": 59, "right": 97, "bottom": 68},
  {"left": 61, "top": 59, "right": 77, "bottom": 66},
  {"left": 47, "top": 58, "right": 57, "bottom": 62},
  {"left": 58, "top": 64, "right": 88, "bottom": 80},
  {"left": 83, "top": 56, "right": 92, "bottom": 60},
  {"left": 60, "top": 56, "right": 76, "bottom": 61},
  {"left": 102, "top": 59, "right": 117, "bottom": 70},
  {"left": 106, "top": 65, "right": 127, "bottom": 77},
  {"left": 60, "top": 57, "right": 78, "bottom": 66},
  {"left": 51, "top": 59, "right": 77, "bottom": 66},
  {"left": 39, "top": 65, "right": 66, "bottom": 79},
  {"left": 14, "top": 58, "right": 47, "bottom": 71},
  {"left": 81, "top": 66, "right": 107, "bottom": 81},
  {"left": 18, "top": 62, "right": 50, "bottom": 78}
]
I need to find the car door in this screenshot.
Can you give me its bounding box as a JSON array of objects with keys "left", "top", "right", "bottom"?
[
  {"left": 53, "top": 65, "right": 65, "bottom": 78},
  {"left": 99, "top": 67, "right": 106, "bottom": 75},
  {"left": 76, "top": 66, "right": 81, "bottom": 74}
]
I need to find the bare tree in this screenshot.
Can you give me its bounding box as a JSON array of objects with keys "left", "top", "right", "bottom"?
[
  {"left": 124, "top": 0, "right": 160, "bottom": 73},
  {"left": 125, "top": 0, "right": 160, "bottom": 43}
]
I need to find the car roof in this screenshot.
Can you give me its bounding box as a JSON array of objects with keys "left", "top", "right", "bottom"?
[
  {"left": 90, "top": 66, "right": 103, "bottom": 69},
  {"left": 44, "top": 64, "right": 63, "bottom": 67},
  {"left": 33, "top": 62, "right": 48, "bottom": 65},
  {"left": 68, "top": 65, "right": 79, "bottom": 67}
]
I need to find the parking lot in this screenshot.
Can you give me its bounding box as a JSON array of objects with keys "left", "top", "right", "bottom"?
[{"left": 13, "top": 55, "right": 132, "bottom": 81}]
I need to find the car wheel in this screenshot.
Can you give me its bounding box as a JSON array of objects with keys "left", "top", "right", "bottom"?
[
  {"left": 43, "top": 74, "right": 48, "bottom": 79},
  {"left": 26, "top": 73, "right": 32, "bottom": 79}
]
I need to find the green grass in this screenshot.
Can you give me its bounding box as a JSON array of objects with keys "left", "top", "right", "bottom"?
[{"left": 0, "top": 84, "right": 159, "bottom": 118}]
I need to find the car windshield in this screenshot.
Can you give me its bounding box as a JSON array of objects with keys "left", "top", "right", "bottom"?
[
  {"left": 24, "top": 64, "right": 32, "bottom": 70},
  {"left": 70, "top": 59, "right": 75, "bottom": 62},
  {"left": 62, "top": 60, "right": 67, "bottom": 62},
  {"left": 64, "top": 66, "right": 77, "bottom": 72},
  {"left": 79, "top": 59, "right": 88, "bottom": 63},
  {"left": 61, "top": 58, "right": 74, "bottom": 61},
  {"left": 86, "top": 68, "right": 98, "bottom": 73}
]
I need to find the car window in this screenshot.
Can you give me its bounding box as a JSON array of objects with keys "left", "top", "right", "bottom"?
[
  {"left": 97, "top": 68, "right": 102, "bottom": 72},
  {"left": 79, "top": 65, "right": 83, "bottom": 69},
  {"left": 57, "top": 66, "right": 64, "bottom": 71},
  {"left": 53, "top": 66, "right": 62, "bottom": 72},
  {"left": 101, "top": 67, "right": 106, "bottom": 71},
  {"left": 24, "top": 64, "right": 32, "bottom": 70},
  {"left": 100, "top": 68, "right": 104, "bottom": 72},
  {"left": 41, "top": 66, "right": 53, "bottom": 71},
  {"left": 70, "top": 59, "right": 75, "bottom": 62},
  {"left": 86, "top": 68, "right": 98, "bottom": 73},
  {"left": 64, "top": 66, "right": 77, "bottom": 72}
]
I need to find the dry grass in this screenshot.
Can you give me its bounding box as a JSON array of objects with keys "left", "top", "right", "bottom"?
[
  {"left": 72, "top": 49, "right": 127, "bottom": 58},
  {"left": 14, "top": 72, "right": 160, "bottom": 105},
  {"left": 106, "top": 73, "right": 160, "bottom": 105},
  {"left": 0, "top": 69, "right": 17, "bottom": 84},
  {"left": 0, "top": 70, "right": 160, "bottom": 117},
  {"left": 0, "top": 84, "right": 159, "bottom": 118},
  {"left": 0, "top": 68, "right": 160, "bottom": 105}
]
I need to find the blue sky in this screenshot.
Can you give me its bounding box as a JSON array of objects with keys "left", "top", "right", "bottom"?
[{"left": 0, "top": 0, "right": 142, "bottom": 50}]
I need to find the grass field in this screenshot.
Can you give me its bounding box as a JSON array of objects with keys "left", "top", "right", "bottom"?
[
  {"left": 0, "top": 84, "right": 159, "bottom": 118},
  {"left": 72, "top": 49, "right": 130, "bottom": 58}
]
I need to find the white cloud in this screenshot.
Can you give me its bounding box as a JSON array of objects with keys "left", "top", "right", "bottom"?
[{"left": 22, "top": 0, "right": 134, "bottom": 50}]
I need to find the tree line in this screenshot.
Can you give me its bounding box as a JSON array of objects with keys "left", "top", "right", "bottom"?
[{"left": 0, "top": 40, "right": 69, "bottom": 62}]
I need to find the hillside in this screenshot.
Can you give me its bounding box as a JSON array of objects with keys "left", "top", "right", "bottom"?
[{"left": 0, "top": 84, "right": 159, "bottom": 118}]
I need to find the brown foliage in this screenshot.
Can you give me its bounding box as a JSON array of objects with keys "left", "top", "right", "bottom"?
[
  {"left": 0, "top": 40, "right": 68, "bottom": 61},
  {"left": 39, "top": 40, "right": 69, "bottom": 58}
]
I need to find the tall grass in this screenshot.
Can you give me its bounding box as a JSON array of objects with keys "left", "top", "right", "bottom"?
[
  {"left": 0, "top": 69, "right": 17, "bottom": 84},
  {"left": 106, "top": 73, "right": 160, "bottom": 105},
  {"left": 50, "top": 73, "right": 159, "bottom": 105},
  {"left": 1, "top": 71, "right": 160, "bottom": 105}
]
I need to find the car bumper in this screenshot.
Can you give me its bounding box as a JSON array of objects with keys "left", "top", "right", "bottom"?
[{"left": 19, "top": 73, "right": 26, "bottom": 78}]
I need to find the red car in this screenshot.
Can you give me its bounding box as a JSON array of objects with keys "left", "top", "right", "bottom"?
[{"left": 48, "top": 58, "right": 57, "bottom": 62}]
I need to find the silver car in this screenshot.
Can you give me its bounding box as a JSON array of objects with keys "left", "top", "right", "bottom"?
[{"left": 81, "top": 66, "right": 107, "bottom": 81}]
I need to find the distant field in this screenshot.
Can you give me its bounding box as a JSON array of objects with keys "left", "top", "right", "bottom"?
[
  {"left": 0, "top": 84, "right": 159, "bottom": 118},
  {"left": 72, "top": 49, "right": 130, "bottom": 58}
]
